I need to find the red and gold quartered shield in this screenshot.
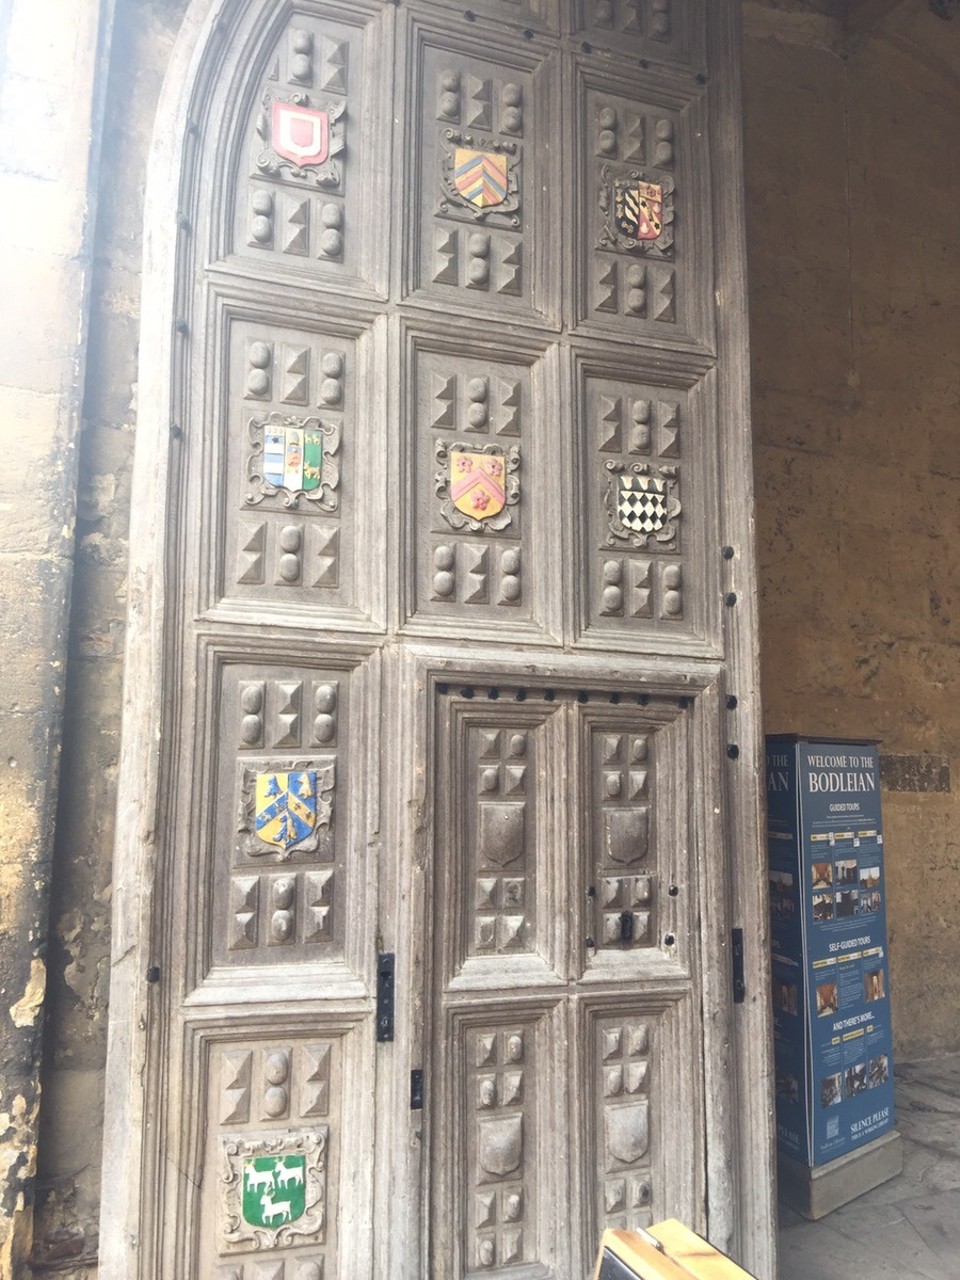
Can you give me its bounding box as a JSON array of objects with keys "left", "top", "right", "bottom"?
[
  {"left": 271, "top": 101, "right": 329, "bottom": 167},
  {"left": 453, "top": 148, "right": 508, "bottom": 208},
  {"left": 450, "top": 451, "right": 506, "bottom": 520}
]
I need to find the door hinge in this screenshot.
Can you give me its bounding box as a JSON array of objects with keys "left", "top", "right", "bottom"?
[
  {"left": 410, "top": 1068, "right": 424, "bottom": 1110},
  {"left": 732, "top": 928, "right": 746, "bottom": 1004},
  {"left": 376, "top": 952, "right": 395, "bottom": 1042}
]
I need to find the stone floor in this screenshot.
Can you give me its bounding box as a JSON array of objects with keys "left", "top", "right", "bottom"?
[{"left": 778, "top": 1053, "right": 960, "bottom": 1279}]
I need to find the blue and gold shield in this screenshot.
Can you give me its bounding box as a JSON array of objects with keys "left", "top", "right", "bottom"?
[{"left": 254, "top": 770, "right": 318, "bottom": 851}]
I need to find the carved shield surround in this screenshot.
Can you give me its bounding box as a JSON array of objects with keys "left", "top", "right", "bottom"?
[
  {"left": 238, "top": 758, "right": 335, "bottom": 859},
  {"left": 245, "top": 412, "right": 341, "bottom": 512},
  {"left": 256, "top": 89, "right": 346, "bottom": 188},
  {"left": 219, "top": 1129, "right": 328, "bottom": 1252},
  {"left": 598, "top": 164, "right": 676, "bottom": 257},
  {"left": 435, "top": 440, "right": 521, "bottom": 533},
  {"left": 604, "top": 462, "right": 681, "bottom": 550},
  {"left": 440, "top": 130, "right": 521, "bottom": 224}
]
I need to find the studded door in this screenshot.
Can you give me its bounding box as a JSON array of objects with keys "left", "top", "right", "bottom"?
[{"left": 114, "top": 0, "right": 768, "bottom": 1278}]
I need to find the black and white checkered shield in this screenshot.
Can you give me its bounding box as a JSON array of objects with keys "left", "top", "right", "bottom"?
[{"left": 617, "top": 475, "right": 667, "bottom": 534}]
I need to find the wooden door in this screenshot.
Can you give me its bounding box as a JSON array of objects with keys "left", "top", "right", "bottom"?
[
  {"left": 421, "top": 684, "right": 723, "bottom": 1276},
  {"left": 101, "top": 1, "right": 773, "bottom": 1278}
]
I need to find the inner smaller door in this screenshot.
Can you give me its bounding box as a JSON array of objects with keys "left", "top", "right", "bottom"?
[{"left": 427, "top": 681, "right": 720, "bottom": 1278}]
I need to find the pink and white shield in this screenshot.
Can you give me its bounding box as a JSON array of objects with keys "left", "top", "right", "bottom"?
[{"left": 271, "top": 101, "right": 329, "bottom": 168}]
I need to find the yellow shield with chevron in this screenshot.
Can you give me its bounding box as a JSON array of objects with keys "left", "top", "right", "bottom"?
[{"left": 450, "top": 451, "right": 507, "bottom": 520}]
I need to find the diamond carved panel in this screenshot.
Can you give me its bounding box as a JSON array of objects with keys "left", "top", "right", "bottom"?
[
  {"left": 216, "top": 316, "right": 378, "bottom": 628},
  {"left": 575, "top": 67, "right": 710, "bottom": 348},
  {"left": 470, "top": 727, "right": 532, "bottom": 956},
  {"left": 405, "top": 336, "right": 557, "bottom": 640},
  {"left": 468, "top": 1021, "right": 538, "bottom": 1271},
  {"left": 576, "top": 360, "right": 716, "bottom": 651},
  {"left": 226, "top": 7, "right": 386, "bottom": 297},
  {"left": 437, "top": 694, "right": 566, "bottom": 987},
  {"left": 578, "top": 697, "right": 692, "bottom": 983},
  {"left": 573, "top": 0, "right": 701, "bottom": 67},
  {"left": 210, "top": 666, "right": 355, "bottom": 971},
  {"left": 578, "top": 994, "right": 700, "bottom": 1261},
  {"left": 405, "top": 20, "right": 559, "bottom": 325},
  {"left": 595, "top": 1015, "right": 655, "bottom": 1233},
  {"left": 590, "top": 729, "right": 656, "bottom": 950},
  {"left": 194, "top": 1031, "right": 360, "bottom": 1279}
]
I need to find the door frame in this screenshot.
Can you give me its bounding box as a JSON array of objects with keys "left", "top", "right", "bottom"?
[{"left": 390, "top": 647, "right": 738, "bottom": 1278}]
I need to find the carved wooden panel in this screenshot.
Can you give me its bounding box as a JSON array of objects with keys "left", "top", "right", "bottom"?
[
  {"left": 403, "top": 12, "right": 559, "bottom": 326},
  {"left": 596, "top": 1014, "right": 654, "bottom": 1229},
  {"left": 223, "top": 4, "right": 388, "bottom": 299},
  {"left": 430, "top": 0, "right": 560, "bottom": 33},
  {"left": 469, "top": 1021, "right": 537, "bottom": 1270},
  {"left": 213, "top": 312, "right": 381, "bottom": 629},
  {"left": 589, "top": 727, "right": 656, "bottom": 950},
  {"left": 208, "top": 662, "right": 357, "bottom": 973},
  {"left": 574, "top": 354, "right": 717, "bottom": 653},
  {"left": 403, "top": 330, "right": 559, "bottom": 641},
  {"left": 574, "top": 62, "right": 711, "bottom": 348},
  {"left": 579, "top": 700, "right": 692, "bottom": 980},
  {"left": 572, "top": 0, "right": 703, "bottom": 68},
  {"left": 577, "top": 996, "right": 700, "bottom": 1266},
  {"left": 431, "top": 1006, "right": 564, "bottom": 1278},
  {"left": 193, "top": 1024, "right": 371, "bottom": 1280},
  {"left": 436, "top": 696, "right": 563, "bottom": 987}
]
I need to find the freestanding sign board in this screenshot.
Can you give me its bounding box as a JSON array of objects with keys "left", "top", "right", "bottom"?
[{"left": 766, "top": 736, "right": 895, "bottom": 1169}]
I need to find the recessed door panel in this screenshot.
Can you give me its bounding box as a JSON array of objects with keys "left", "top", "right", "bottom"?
[
  {"left": 212, "top": 309, "right": 383, "bottom": 630},
  {"left": 402, "top": 11, "right": 560, "bottom": 326},
  {"left": 219, "top": 3, "right": 390, "bottom": 300},
  {"left": 573, "top": 355, "right": 718, "bottom": 654},
  {"left": 189, "top": 1020, "right": 374, "bottom": 1280},
  {"left": 209, "top": 661, "right": 356, "bottom": 974},
  {"left": 402, "top": 327, "right": 561, "bottom": 642},
  {"left": 574, "top": 61, "right": 712, "bottom": 348}
]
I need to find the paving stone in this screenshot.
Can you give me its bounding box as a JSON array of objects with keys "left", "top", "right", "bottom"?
[{"left": 779, "top": 1054, "right": 960, "bottom": 1278}]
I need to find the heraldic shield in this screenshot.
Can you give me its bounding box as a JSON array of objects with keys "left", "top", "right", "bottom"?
[
  {"left": 453, "top": 148, "right": 508, "bottom": 208},
  {"left": 614, "top": 179, "right": 664, "bottom": 241},
  {"left": 450, "top": 450, "right": 507, "bottom": 520},
  {"left": 254, "top": 771, "right": 318, "bottom": 851},
  {"left": 617, "top": 474, "right": 668, "bottom": 534},
  {"left": 262, "top": 425, "right": 322, "bottom": 494},
  {"left": 271, "top": 100, "right": 329, "bottom": 168},
  {"left": 241, "top": 1155, "right": 307, "bottom": 1228}
]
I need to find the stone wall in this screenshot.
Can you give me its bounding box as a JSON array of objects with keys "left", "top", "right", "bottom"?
[
  {"left": 0, "top": 0, "right": 113, "bottom": 1273},
  {"left": 745, "top": 5, "right": 960, "bottom": 1060},
  {"left": 21, "top": 2, "right": 188, "bottom": 1275}
]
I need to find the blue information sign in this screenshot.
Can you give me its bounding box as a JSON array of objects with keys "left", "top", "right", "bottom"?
[{"left": 766, "top": 736, "right": 895, "bottom": 1166}]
